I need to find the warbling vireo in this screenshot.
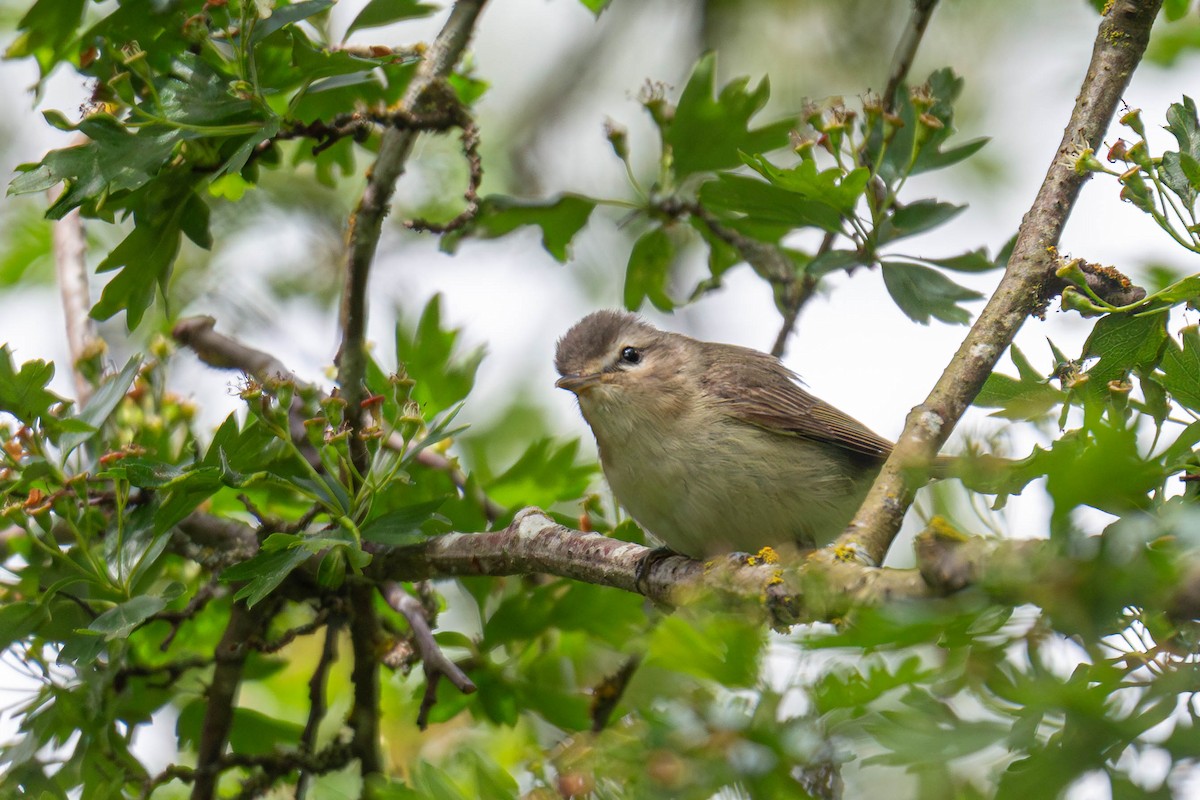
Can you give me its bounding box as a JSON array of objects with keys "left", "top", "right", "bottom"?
[{"left": 555, "top": 310, "right": 904, "bottom": 558}]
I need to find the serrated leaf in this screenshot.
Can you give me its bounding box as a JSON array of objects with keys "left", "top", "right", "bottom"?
[
  {"left": 1159, "top": 326, "right": 1200, "bottom": 411},
  {"left": 223, "top": 535, "right": 313, "bottom": 608},
  {"left": 1082, "top": 312, "right": 1168, "bottom": 391},
  {"left": 881, "top": 262, "right": 982, "bottom": 325},
  {"left": 623, "top": 227, "right": 675, "bottom": 312},
  {"left": 0, "top": 346, "right": 65, "bottom": 425},
  {"left": 395, "top": 295, "right": 485, "bottom": 414},
  {"left": 740, "top": 152, "right": 869, "bottom": 215},
  {"left": 665, "top": 53, "right": 793, "bottom": 177}
]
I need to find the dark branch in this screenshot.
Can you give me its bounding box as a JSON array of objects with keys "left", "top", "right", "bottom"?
[
  {"left": 882, "top": 0, "right": 941, "bottom": 113},
  {"left": 347, "top": 583, "right": 383, "bottom": 781},
  {"left": 335, "top": 0, "right": 489, "bottom": 477},
  {"left": 381, "top": 581, "right": 477, "bottom": 729}
]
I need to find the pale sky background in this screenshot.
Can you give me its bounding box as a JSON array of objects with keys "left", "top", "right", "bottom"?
[{"left": 2, "top": 1, "right": 1199, "bottom": 796}]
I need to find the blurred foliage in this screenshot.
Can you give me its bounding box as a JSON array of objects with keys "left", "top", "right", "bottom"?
[{"left": 3, "top": 2, "right": 1200, "bottom": 800}]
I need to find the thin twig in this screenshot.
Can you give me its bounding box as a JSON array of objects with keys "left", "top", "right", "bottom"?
[
  {"left": 336, "top": 0, "right": 489, "bottom": 477},
  {"left": 828, "top": 0, "right": 1164, "bottom": 567},
  {"left": 381, "top": 581, "right": 477, "bottom": 729},
  {"left": 296, "top": 619, "right": 340, "bottom": 800},
  {"left": 882, "top": 0, "right": 941, "bottom": 113}
]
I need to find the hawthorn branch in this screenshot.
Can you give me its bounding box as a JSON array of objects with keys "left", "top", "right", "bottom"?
[
  {"left": 347, "top": 583, "right": 383, "bottom": 781},
  {"left": 173, "top": 315, "right": 502, "bottom": 520},
  {"left": 882, "top": 0, "right": 940, "bottom": 112},
  {"left": 381, "top": 581, "right": 477, "bottom": 729},
  {"left": 832, "top": 0, "right": 1164, "bottom": 567},
  {"left": 296, "top": 620, "right": 339, "bottom": 800},
  {"left": 336, "top": 0, "right": 489, "bottom": 477}
]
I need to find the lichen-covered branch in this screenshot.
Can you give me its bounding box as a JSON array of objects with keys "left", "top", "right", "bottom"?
[{"left": 833, "top": 0, "right": 1164, "bottom": 566}]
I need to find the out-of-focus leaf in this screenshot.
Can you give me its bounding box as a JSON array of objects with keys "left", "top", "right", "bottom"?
[
  {"left": 881, "top": 262, "right": 982, "bottom": 325},
  {"left": 925, "top": 248, "right": 999, "bottom": 273},
  {"left": 647, "top": 612, "right": 763, "bottom": 687},
  {"left": 623, "top": 227, "right": 676, "bottom": 312},
  {"left": 395, "top": 296, "right": 485, "bottom": 414},
  {"left": 177, "top": 701, "right": 303, "bottom": 754},
  {"left": 248, "top": 0, "right": 335, "bottom": 45},
  {"left": 5, "top": 0, "right": 86, "bottom": 77},
  {"left": 975, "top": 345, "right": 1066, "bottom": 420},
  {"left": 485, "top": 439, "right": 595, "bottom": 511},
  {"left": 87, "top": 595, "right": 168, "bottom": 641},
  {"left": 0, "top": 346, "right": 66, "bottom": 424},
  {"left": 60, "top": 356, "right": 141, "bottom": 455},
  {"left": 344, "top": 0, "right": 437, "bottom": 38},
  {"left": 877, "top": 200, "right": 965, "bottom": 244},
  {"left": 665, "top": 53, "right": 793, "bottom": 177}
]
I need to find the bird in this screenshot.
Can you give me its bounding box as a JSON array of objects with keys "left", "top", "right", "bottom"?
[{"left": 554, "top": 310, "right": 905, "bottom": 559}]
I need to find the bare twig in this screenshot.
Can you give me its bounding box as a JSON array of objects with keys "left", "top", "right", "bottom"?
[
  {"left": 296, "top": 620, "right": 340, "bottom": 800},
  {"left": 381, "top": 581, "right": 477, "bottom": 729},
  {"left": 831, "top": 0, "right": 1164, "bottom": 567},
  {"left": 882, "top": 0, "right": 941, "bottom": 113},
  {"left": 336, "top": 0, "right": 489, "bottom": 477}
]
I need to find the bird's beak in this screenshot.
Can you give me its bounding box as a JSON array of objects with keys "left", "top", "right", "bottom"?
[{"left": 555, "top": 373, "right": 602, "bottom": 394}]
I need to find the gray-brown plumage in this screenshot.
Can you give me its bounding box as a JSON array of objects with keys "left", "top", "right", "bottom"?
[{"left": 555, "top": 310, "right": 895, "bottom": 557}]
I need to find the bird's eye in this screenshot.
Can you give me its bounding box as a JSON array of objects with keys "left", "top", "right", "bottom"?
[{"left": 620, "top": 346, "right": 641, "bottom": 365}]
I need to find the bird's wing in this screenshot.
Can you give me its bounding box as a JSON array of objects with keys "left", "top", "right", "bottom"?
[{"left": 700, "top": 344, "right": 893, "bottom": 461}]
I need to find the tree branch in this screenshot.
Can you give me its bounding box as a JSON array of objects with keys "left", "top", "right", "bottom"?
[
  {"left": 882, "top": 0, "right": 940, "bottom": 113},
  {"left": 335, "top": 0, "right": 489, "bottom": 477},
  {"left": 52, "top": 197, "right": 98, "bottom": 403},
  {"left": 296, "top": 620, "right": 339, "bottom": 800},
  {"left": 173, "top": 315, "right": 503, "bottom": 520},
  {"left": 380, "top": 581, "right": 476, "bottom": 729},
  {"left": 347, "top": 583, "right": 383, "bottom": 782},
  {"left": 191, "top": 599, "right": 276, "bottom": 800},
  {"left": 832, "top": 0, "right": 1164, "bottom": 567}
]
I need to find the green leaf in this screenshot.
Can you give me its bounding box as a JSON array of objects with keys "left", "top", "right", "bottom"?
[
  {"left": 578, "top": 0, "right": 613, "bottom": 13},
  {"left": 924, "top": 248, "right": 999, "bottom": 273},
  {"left": 87, "top": 595, "right": 168, "bottom": 641},
  {"left": 647, "top": 612, "right": 763, "bottom": 687},
  {"left": 0, "top": 346, "right": 65, "bottom": 425},
  {"left": 698, "top": 174, "right": 844, "bottom": 232},
  {"left": 484, "top": 439, "right": 595, "bottom": 510},
  {"left": 1082, "top": 312, "right": 1168, "bottom": 390},
  {"left": 441, "top": 194, "right": 595, "bottom": 263},
  {"left": 1164, "top": 0, "right": 1190, "bottom": 20},
  {"left": 623, "top": 227, "right": 676, "bottom": 312},
  {"left": 177, "top": 701, "right": 303, "bottom": 755},
  {"left": 249, "top": 0, "right": 335, "bottom": 45},
  {"left": 1159, "top": 326, "right": 1200, "bottom": 411},
  {"left": 361, "top": 498, "right": 449, "bottom": 546},
  {"left": 665, "top": 53, "right": 793, "bottom": 177},
  {"left": 222, "top": 534, "right": 313, "bottom": 608},
  {"left": 807, "top": 249, "right": 868, "bottom": 277},
  {"left": 877, "top": 200, "right": 966, "bottom": 244},
  {"left": 395, "top": 295, "right": 485, "bottom": 414},
  {"left": 90, "top": 210, "right": 183, "bottom": 329},
  {"left": 881, "top": 262, "right": 983, "bottom": 325},
  {"left": 741, "top": 152, "right": 870, "bottom": 215},
  {"left": 1165, "top": 96, "right": 1200, "bottom": 159},
  {"left": 975, "top": 345, "right": 1066, "bottom": 420},
  {"left": 5, "top": 0, "right": 86, "bottom": 78},
  {"left": 345, "top": 0, "right": 438, "bottom": 38},
  {"left": 60, "top": 356, "right": 141, "bottom": 455}
]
